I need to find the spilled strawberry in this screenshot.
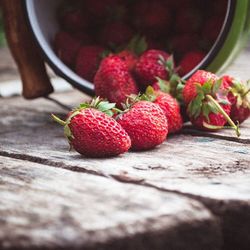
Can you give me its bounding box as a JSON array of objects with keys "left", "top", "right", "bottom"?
[
  {"left": 183, "top": 70, "right": 240, "bottom": 136},
  {"left": 117, "top": 99, "right": 168, "bottom": 151},
  {"left": 222, "top": 75, "right": 250, "bottom": 124},
  {"left": 143, "top": 86, "right": 183, "bottom": 134},
  {"left": 52, "top": 98, "right": 131, "bottom": 157},
  {"left": 94, "top": 55, "right": 139, "bottom": 108},
  {"left": 135, "top": 49, "right": 171, "bottom": 87}
]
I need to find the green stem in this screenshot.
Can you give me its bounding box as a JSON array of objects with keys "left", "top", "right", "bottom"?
[
  {"left": 242, "top": 88, "right": 250, "bottom": 98},
  {"left": 206, "top": 95, "right": 240, "bottom": 137},
  {"left": 51, "top": 114, "right": 66, "bottom": 126}
]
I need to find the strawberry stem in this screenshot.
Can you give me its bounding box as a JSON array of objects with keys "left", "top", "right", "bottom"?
[
  {"left": 206, "top": 95, "right": 240, "bottom": 137},
  {"left": 51, "top": 114, "right": 66, "bottom": 126},
  {"left": 242, "top": 88, "right": 250, "bottom": 98}
]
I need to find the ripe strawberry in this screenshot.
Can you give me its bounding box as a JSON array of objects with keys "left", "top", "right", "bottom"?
[
  {"left": 52, "top": 98, "right": 131, "bottom": 157},
  {"left": 100, "top": 22, "right": 133, "bottom": 48},
  {"left": 117, "top": 50, "right": 138, "bottom": 72},
  {"left": 202, "top": 17, "right": 224, "bottom": 43},
  {"left": 144, "top": 87, "right": 183, "bottom": 134},
  {"left": 132, "top": 1, "right": 171, "bottom": 37},
  {"left": 175, "top": 8, "right": 202, "bottom": 34},
  {"left": 183, "top": 70, "right": 240, "bottom": 136},
  {"left": 94, "top": 55, "right": 139, "bottom": 108},
  {"left": 183, "top": 70, "right": 218, "bottom": 105},
  {"left": 54, "top": 31, "right": 81, "bottom": 67},
  {"left": 135, "top": 50, "right": 171, "bottom": 87},
  {"left": 85, "top": 0, "right": 121, "bottom": 20},
  {"left": 72, "top": 32, "right": 92, "bottom": 45},
  {"left": 169, "top": 34, "right": 199, "bottom": 55},
  {"left": 179, "top": 51, "right": 205, "bottom": 76},
  {"left": 117, "top": 100, "right": 168, "bottom": 150},
  {"left": 222, "top": 75, "right": 250, "bottom": 124},
  {"left": 75, "top": 46, "right": 105, "bottom": 82},
  {"left": 59, "top": 9, "right": 88, "bottom": 32}
]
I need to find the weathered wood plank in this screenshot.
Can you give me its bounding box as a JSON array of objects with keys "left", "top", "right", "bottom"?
[
  {"left": 0, "top": 156, "right": 221, "bottom": 250},
  {"left": 1, "top": 92, "right": 250, "bottom": 249}
]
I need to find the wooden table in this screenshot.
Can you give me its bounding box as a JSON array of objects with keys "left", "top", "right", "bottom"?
[{"left": 0, "top": 45, "right": 250, "bottom": 250}]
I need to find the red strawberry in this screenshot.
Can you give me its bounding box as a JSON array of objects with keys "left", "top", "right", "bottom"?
[
  {"left": 72, "top": 32, "right": 93, "bottom": 45},
  {"left": 117, "top": 50, "right": 138, "bottom": 72},
  {"left": 175, "top": 8, "right": 202, "bottom": 34},
  {"left": 179, "top": 51, "right": 205, "bottom": 76},
  {"left": 202, "top": 17, "right": 224, "bottom": 43},
  {"left": 169, "top": 34, "right": 199, "bottom": 55},
  {"left": 183, "top": 70, "right": 218, "bottom": 104},
  {"left": 117, "top": 100, "right": 168, "bottom": 150},
  {"left": 222, "top": 75, "right": 250, "bottom": 124},
  {"left": 52, "top": 98, "right": 131, "bottom": 157},
  {"left": 183, "top": 70, "right": 240, "bottom": 136},
  {"left": 85, "top": 0, "right": 121, "bottom": 19},
  {"left": 144, "top": 86, "right": 183, "bottom": 134},
  {"left": 154, "top": 91, "right": 183, "bottom": 134},
  {"left": 75, "top": 46, "right": 105, "bottom": 82},
  {"left": 94, "top": 55, "right": 139, "bottom": 108},
  {"left": 54, "top": 31, "right": 81, "bottom": 67},
  {"left": 135, "top": 50, "right": 171, "bottom": 87},
  {"left": 59, "top": 9, "right": 88, "bottom": 32},
  {"left": 100, "top": 22, "right": 133, "bottom": 48},
  {"left": 132, "top": 1, "right": 171, "bottom": 37}
]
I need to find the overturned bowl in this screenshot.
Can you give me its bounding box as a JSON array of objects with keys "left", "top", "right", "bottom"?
[{"left": 24, "top": 0, "right": 250, "bottom": 96}]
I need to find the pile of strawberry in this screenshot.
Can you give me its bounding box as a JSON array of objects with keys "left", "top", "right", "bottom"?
[
  {"left": 54, "top": 0, "right": 227, "bottom": 79},
  {"left": 52, "top": 65, "right": 250, "bottom": 157},
  {"left": 52, "top": 0, "right": 250, "bottom": 158}
]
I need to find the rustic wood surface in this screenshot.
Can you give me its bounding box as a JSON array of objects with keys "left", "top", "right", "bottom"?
[{"left": 0, "top": 44, "right": 250, "bottom": 250}]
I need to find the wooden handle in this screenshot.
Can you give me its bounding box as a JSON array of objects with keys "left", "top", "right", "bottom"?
[{"left": 1, "top": 0, "right": 54, "bottom": 99}]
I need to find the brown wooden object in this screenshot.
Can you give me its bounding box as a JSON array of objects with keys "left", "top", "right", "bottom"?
[{"left": 1, "top": 0, "right": 53, "bottom": 99}]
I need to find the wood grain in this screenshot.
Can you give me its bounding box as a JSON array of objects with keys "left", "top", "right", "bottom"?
[
  {"left": 0, "top": 91, "right": 250, "bottom": 249},
  {"left": 0, "top": 156, "right": 221, "bottom": 250},
  {"left": 1, "top": 0, "right": 53, "bottom": 99}
]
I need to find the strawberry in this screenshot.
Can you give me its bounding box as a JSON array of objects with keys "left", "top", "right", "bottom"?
[
  {"left": 183, "top": 70, "right": 218, "bottom": 105},
  {"left": 85, "top": 0, "right": 121, "bottom": 20},
  {"left": 94, "top": 55, "right": 139, "bottom": 108},
  {"left": 175, "top": 8, "right": 202, "bottom": 34},
  {"left": 52, "top": 98, "right": 131, "bottom": 157},
  {"left": 75, "top": 46, "right": 105, "bottom": 82},
  {"left": 202, "top": 17, "right": 224, "bottom": 43},
  {"left": 117, "top": 50, "right": 138, "bottom": 72},
  {"left": 54, "top": 31, "right": 81, "bottom": 67},
  {"left": 117, "top": 100, "right": 168, "bottom": 150},
  {"left": 179, "top": 51, "right": 205, "bottom": 76},
  {"left": 144, "top": 87, "right": 183, "bottom": 134},
  {"left": 100, "top": 22, "right": 133, "bottom": 48},
  {"left": 59, "top": 9, "right": 88, "bottom": 32},
  {"left": 169, "top": 34, "right": 199, "bottom": 55},
  {"left": 72, "top": 32, "right": 93, "bottom": 45},
  {"left": 183, "top": 70, "right": 240, "bottom": 136},
  {"left": 222, "top": 75, "right": 250, "bottom": 124},
  {"left": 135, "top": 49, "right": 171, "bottom": 87},
  {"left": 132, "top": 1, "right": 171, "bottom": 37}
]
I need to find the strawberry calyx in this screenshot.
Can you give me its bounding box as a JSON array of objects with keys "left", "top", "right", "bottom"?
[
  {"left": 156, "top": 55, "right": 185, "bottom": 102},
  {"left": 230, "top": 78, "right": 250, "bottom": 109},
  {"left": 116, "top": 35, "right": 148, "bottom": 56},
  {"left": 119, "top": 86, "right": 157, "bottom": 114},
  {"left": 187, "top": 79, "right": 240, "bottom": 137}
]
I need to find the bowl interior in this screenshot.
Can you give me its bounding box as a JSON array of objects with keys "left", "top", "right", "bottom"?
[
  {"left": 25, "top": 0, "right": 232, "bottom": 96},
  {"left": 25, "top": 0, "right": 95, "bottom": 95}
]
